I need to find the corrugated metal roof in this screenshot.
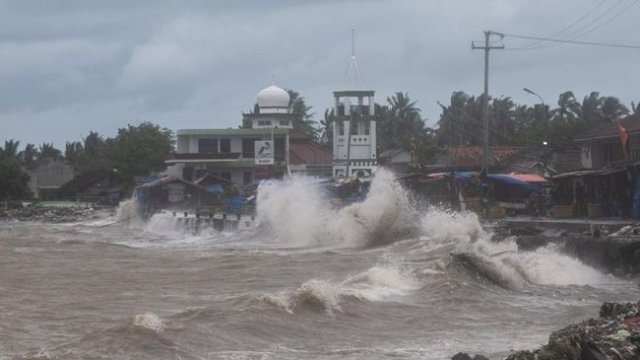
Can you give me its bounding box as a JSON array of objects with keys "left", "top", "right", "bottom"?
[{"left": 574, "top": 113, "right": 640, "bottom": 142}]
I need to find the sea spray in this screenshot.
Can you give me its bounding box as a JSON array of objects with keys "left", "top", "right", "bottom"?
[
  {"left": 114, "top": 197, "right": 139, "bottom": 222},
  {"left": 420, "top": 207, "right": 487, "bottom": 244},
  {"left": 256, "top": 169, "right": 416, "bottom": 248},
  {"left": 256, "top": 176, "right": 332, "bottom": 247},
  {"left": 417, "top": 207, "right": 613, "bottom": 288}
]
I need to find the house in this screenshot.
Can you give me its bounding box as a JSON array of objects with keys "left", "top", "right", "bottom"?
[
  {"left": 56, "top": 170, "right": 122, "bottom": 204},
  {"left": 26, "top": 159, "right": 75, "bottom": 199},
  {"left": 288, "top": 129, "right": 333, "bottom": 178},
  {"left": 166, "top": 84, "right": 333, "bottom": 190},
  {"left": 574, "top": 112, "right": 640, "bottom": 169}
]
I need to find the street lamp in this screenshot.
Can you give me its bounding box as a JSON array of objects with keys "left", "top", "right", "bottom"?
[
  {"left": 523, "top": 88, "right": 548, "bottom": 147},
  {"left": 523, "top": 87, "right": 545, "bottom": 106}
]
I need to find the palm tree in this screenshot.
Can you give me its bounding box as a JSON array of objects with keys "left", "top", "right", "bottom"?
[
  {"left": 65, "top": 141, "right": 84, "bottom": 169},
  {"left": 83, "top": 131, "right": 105, "bottom": 156},
  {"left": 1, "top": 139, "right": 20, "bottom": 158},
  {"left": 632, "top": 101, "right": 639, "bottom": 114},
  {"left": 551, "top": 91, "right": 580, "bottom": 123},
  {"left": 286, "top": 89, "right": 318, "bottom": 140},
  {"left": 318, "top": 108, "right": 335, "bottom": 149},
  {"left": 601, "top": 96, "right": 629, "bottom": 121},
  {"left": 386, "top": 92, "right": 429, "bottom": 152},
  {"left": 579, "top": 91, "right": 605, "bottom": 124},
  {"left": 19, "top": 143, "right": 38, "bottom": 168},
  {"left": 491, "top": 97, "right": 516, "bottom": 145},
  {"left": 38, "top": 143, "right": 62, "bottom": 161}
]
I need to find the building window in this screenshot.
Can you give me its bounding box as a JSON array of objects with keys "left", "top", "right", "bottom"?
[
  {"left": 258, "top": 120, "right": 272, "bottom": 126},
  {"left": 603, "top": 144, "right": 613, "bottom": 164},
  {"left": 198, "top": 138, "right": 218, "bottom": 153},
  {"left": 243, "top": 171, "right": 253, "bottom": 185},
  {"left": 339, "top": 122, "right": 344, "bottom": 136},
  {"left": 242, "top": 138, "right": 256, "bottom": 158},
  {"left": 279, "top": 120, "right": 289, "bottom": 126},
  {"left": 364, "top": 122, "right": 370, "bottom": 135},
  {"left": 220, "top": 138, "right": 231, "bottom": 153}
]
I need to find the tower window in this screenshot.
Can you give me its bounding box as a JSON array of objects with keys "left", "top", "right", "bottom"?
[{"left": 365, "top": 122, "right": 370, "bottom": 135}]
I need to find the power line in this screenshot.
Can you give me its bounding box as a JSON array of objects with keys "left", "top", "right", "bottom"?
[
  {"left": 507, "top": 0, "right": 639, "bottom": 51},
  {"left": 564, "top": 0, "right": 640, "bottom": 40},
  {"left": 554, "top": 0, "right": 628, "bottom": 40},
  {"left": 514, "top": 0, "right": 607, "bottom": 50},
  {"left": 496, "top": 32, "right": 640, "bottom": 50}
]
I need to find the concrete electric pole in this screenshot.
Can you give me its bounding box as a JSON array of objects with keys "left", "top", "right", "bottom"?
[{"left": 472, "top": 31, "right": 503, "bottom": 174}]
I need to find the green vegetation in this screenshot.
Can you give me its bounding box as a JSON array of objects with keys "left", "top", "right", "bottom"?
[
  {"left": 0, "top": 122, "right": 174, "bottom": 198},
  {"left": 0, "top": 142, "right": 32, "bottom": 200},
  {"left": 436, "top": 90, "right": 631, "bottom": 149}
]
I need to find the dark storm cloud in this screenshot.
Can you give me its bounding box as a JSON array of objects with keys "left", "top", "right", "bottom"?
[{"left": 1, "top": 0, "right": 638, "bottom": 146}]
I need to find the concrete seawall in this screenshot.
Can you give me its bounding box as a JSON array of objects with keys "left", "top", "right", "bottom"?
[
  {"left": 497, "top": 218, "right": 640, "bottom": 276},
  {"left": 515, "top": 234, "right": 640, "bottom": 276}
]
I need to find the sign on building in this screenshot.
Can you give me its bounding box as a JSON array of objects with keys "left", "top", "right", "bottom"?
[{"left": 254, "top": 140, "right": 274, "bottom": 165}]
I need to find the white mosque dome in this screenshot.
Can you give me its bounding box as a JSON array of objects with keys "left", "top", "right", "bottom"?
[{"left": 257, "top": 85, "right": 290, "bottom": 113}]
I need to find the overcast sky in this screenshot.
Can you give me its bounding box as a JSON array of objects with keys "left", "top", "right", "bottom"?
[{"left": 1, "top": 0, "right": 639, "bottom": 148}]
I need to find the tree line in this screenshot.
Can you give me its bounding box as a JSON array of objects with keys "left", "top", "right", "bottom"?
[
  {"left": 1, "top": 90, "right": 636, "bottom": 200},
  {"left": 0, "top": 122, "right": 174, "bottom": 199},
  {"left": 304, "top": 90, "right": 638, "bottom": 162}
]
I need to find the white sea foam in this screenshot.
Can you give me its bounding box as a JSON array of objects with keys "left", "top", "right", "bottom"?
[
  {"left": 129, "top": 313, "right": 165, "bottom": 333},
  {"left": 420, "top": 208, "right": 487, "bottom": 244},
  {"left": 260, "top": 256, "right": 418, "bottom": 314},
  {"left": 256, "top": 169, "right": 414, "bottom": 248},
  {"left": 342, "top": 261, "right": 420, "bottom": 301},
  {"left": 415, "top": 207, "right": 612, "bottom": 288},
  {"left": 495, "top": 245, "right": 612, "bottom": 286}
]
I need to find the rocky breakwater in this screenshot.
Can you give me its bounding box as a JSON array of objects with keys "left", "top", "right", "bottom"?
[
  {"left": 504, "top": 301, "right": 640, "bottom": 360},
  {"left": 0, "top": 204, "right": 103, "bottom": 223}
]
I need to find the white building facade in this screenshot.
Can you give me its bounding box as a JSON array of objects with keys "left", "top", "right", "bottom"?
[{"left": 332, "top": 90, "right": 377, "bottom": 178}]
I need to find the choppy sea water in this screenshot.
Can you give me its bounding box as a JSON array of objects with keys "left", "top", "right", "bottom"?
[{"left": 1, "top": 171, "right": 639, "bottom": 360}]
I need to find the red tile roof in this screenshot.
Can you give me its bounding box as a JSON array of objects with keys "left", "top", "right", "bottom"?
[
  {"left": 289, "top": 142, "right": 332, "bottom": 165},
  {"left": 447, "top": 146, "right": 523, "bottom": 168}
]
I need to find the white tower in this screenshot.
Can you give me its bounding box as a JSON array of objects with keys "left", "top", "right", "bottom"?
[{"left": 332, "top": 30, "right": 377, "bottom": 178}]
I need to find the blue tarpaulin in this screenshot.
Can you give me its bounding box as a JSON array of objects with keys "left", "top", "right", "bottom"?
[{"left": 487, "top": 174, "right": 540, "bottom": 192}]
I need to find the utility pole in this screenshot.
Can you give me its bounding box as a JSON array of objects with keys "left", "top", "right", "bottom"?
[{"left": 472, "top": 31, "right": 503, "bottom": 174}]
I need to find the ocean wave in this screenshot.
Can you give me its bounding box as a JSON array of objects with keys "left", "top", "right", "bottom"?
[
  {"left": 256, "top": 169, "right": 417, "bottom": 249},
  {"left": 127, "top": 312, "right": 166, "bottom": 333},
  {"left": 258, "top": 257, "right": 419, "bottom": 315}
]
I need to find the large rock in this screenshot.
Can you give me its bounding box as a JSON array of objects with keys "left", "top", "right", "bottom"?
[{"left": 504, "top": 301, "right": 640, "bottom": 360}]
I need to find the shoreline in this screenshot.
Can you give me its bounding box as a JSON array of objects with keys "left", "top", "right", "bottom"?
[
  {"left": 0, "top": 203, "right": 113, "bottom": 223},
  {"left": 452, "top": 301, "right": 640, "bottom": 360}
]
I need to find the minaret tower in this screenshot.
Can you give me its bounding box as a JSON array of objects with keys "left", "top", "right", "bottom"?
[{"left": 332, "top": 30, "right": 377, "bottom": 178}]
